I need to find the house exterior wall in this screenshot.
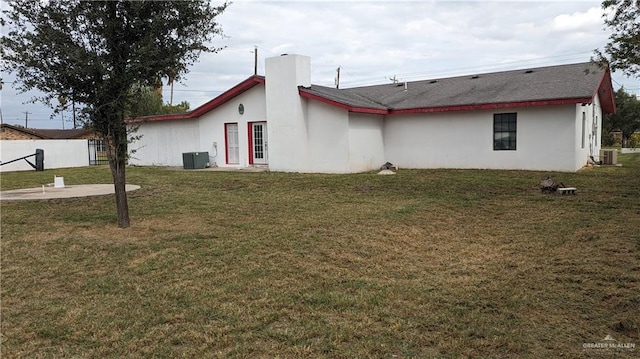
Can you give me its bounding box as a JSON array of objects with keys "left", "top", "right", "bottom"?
[
  {"left": 383, "top": 105, "right": 580, "bottom": 172},
  {"left": 573, "top": 94, "right": 603, "bottom": 169},
  {"left": 129, "top": 85, "right": 267, "bottom": 168},
  {"left": 348, "top": 113, "right": 385, "bottom": 172},
  {"left": 129, "top": 95, "right": 592, "bottom": 173},
  {"left": 198, "top": 84, "right": 266, "bottom": 168},
  {"left": 0, "top": 140, "right": 89, "bottom": 172},
  {"left": 128, "top": 118, "right": 200, "bottom": 167},
  {"left": 306, "top": 99, "right": 350, "bottom": 172},
  {"left": 284, "top": 100, "right": 386, "bottom": 174}
]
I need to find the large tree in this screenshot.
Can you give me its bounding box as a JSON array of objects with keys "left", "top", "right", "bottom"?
[
  {"left": 1, "top": 0, "right": 228, "bottom": 228},
  {"left": 595, "top": 0, "right": 640, "bottom": 76},
  {"left": 126, "top": 84, "right": 191, "bottom": 118},
  {"left": 604, "top": 87, "right": 640, "bottom": 147}
]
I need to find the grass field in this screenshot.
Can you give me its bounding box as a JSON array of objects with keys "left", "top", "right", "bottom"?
[{"left": 1, "top": 156, "right": 639, "bottom": 358}]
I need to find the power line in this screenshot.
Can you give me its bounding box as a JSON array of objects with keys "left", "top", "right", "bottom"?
[
  {"left": 162, "top": 89, "right": 225, "bottom": 93},
  {"left": 611, "top": 77, "right": 640, "bottom": 90}
]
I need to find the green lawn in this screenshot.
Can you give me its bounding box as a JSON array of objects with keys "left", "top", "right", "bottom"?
[{"left": 1, "top": 157, "right": 639, "bottom": 358}]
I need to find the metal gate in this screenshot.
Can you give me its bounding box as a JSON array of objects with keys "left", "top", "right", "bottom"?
[{"left": 88, "top": 139, "right": 109, "bottom": 165}]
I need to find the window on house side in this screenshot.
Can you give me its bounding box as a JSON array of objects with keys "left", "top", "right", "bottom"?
[
  {"left": 582, "top": 112, "right": 586, "bottom": 149},
  {"left": 594, "top": 116, "right": 598, "bottom": 147},
  {"left": 493, "top": 113, "right": 517, "bottom": 151}
]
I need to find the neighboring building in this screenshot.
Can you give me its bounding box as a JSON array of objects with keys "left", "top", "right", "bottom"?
[
  {"left": 1, "top": 123, "right": 108, "bottom": 167},
  {"left": 128, "top": 54, "right": 615, "bottom": 173},
  {"left": 0, "top": 123, "right": 99, "bottom": 140}
]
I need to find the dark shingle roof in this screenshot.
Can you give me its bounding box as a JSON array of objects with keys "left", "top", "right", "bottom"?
[
  {"left": 300, "top": 62, "right": 614, "bottom": 113},
  {"left": 1, "top": 124, "right": 92, "bottom": 139},
  {"left": 30, "top": 128, "right": 92, "bottom": 139},
  {"left": 130, "top": 62, "right": 615, "bottom": 124}
]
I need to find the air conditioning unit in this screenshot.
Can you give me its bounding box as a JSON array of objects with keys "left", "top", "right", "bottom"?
[
  {"left": 182, "top": 152, "right": 209, "bottom": 169},
  {"left": 599, "top": 149, "right": 617, "bottom": 165}
]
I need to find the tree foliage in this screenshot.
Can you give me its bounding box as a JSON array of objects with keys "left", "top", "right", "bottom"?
[
  {"left": 127, "top": 85, "right": 165, "bottom": 118},
  {"left": 595, "top": 0, "right": 640, "bottom": 76},
  {"left": 1, "top": 0, "right": 228, "bottom": 227},
  {"left": 126, "top": 85, "right": 190, "bottom": 118},
  {"left": 603, "top": 87, "right": 640, "bottom": 147}
]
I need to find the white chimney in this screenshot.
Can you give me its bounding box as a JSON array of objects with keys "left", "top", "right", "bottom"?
[{"left": 265, "top": 54, "right": 311, "bottom": 172}]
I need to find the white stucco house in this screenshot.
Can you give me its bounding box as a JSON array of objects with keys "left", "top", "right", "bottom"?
[{"left": 128, "top": 54, "right": 615, "bottom": 173}]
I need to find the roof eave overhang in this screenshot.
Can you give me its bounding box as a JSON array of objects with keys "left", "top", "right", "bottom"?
[
  {"left": 593, "top": 68, "right": 616, "bottom": 115},
  {"left": 389, "top": 98, "right": 594, "bottom": 114},
  {"left": 298, "top": 90, "right": 389, "bottom": 115},
  {"left": 127, "top": 75, "right": 266, "bottom": 123},
  {"left": 300, "top": 90, "right": 593, "bottom": 115}
]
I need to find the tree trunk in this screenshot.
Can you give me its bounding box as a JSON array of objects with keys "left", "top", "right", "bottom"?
[
  {"left": 110, "top": 156, "right": 130, "bottom": 228},
  {"left": 105, "top": 125, "right": 131, "bottom": 229}
]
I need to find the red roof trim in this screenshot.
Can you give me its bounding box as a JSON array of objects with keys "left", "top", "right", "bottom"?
[
  {"left": 127, "top": 75, "right": 265, "bottom": 123},
  {"left": 593, "top": 68, "right": 616, "bottom": 114},
  {"left": 388, "top": 98, "right": 594, "bottom": 114},
  {"left": 299, "top": 91, "right": 594, "bottom": 115},
  {"left": 298, "top": 90, "right": 389, "bottom": 115}
]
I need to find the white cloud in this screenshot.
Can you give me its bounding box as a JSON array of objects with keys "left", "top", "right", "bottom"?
[{"left": 552, "top": 6, "right": 603, "bottom": 32}]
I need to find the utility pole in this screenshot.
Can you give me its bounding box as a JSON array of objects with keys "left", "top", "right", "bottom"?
[
  {"left": 23, "top": 111, "right": 31, "bottom": 128},
  {"left": 335, "top": 66, "right": 341, "bottom": 89},
  {"left": 254, "top": 46, "right": 258, "bottom": 76},
  {"left": 169, "top": 77, "right": 174, "bottom": 106},
  {"left": 0, "top": 78, "right": 3, "bottom": 128},
  {"left": 72, "top": 99, "right": 77, "bottom": 129}
]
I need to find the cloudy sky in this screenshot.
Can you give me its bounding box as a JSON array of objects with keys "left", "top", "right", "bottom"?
[{"left": 1, "top": 0, "right": 638, "bottom": 129}]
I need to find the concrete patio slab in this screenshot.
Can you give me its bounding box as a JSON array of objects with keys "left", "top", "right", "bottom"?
[{"left": 0, "top": 184, "right": 141, "bottom": 201}]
